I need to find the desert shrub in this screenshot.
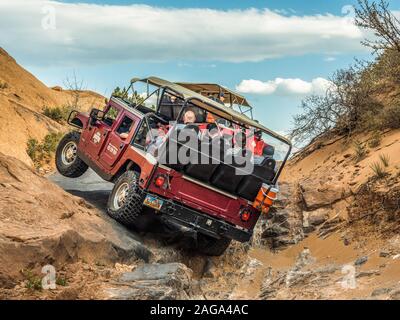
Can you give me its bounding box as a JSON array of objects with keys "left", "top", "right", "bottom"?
[
  {"left": 21, "top": 269, "right": 42, "bottom": 291},
  {"left": 43, "top": 106, "right": 72, "bottom": 123},
  {"left": 26, "top": 132, "right": 63, "bottom": 167},
  {"left": 0, "top": 81, "right": 8, "bottom": 89},
  {"left": 112, "top": 86, "right": 145, "bottom": 105},
  {"left": 368, "top": 131, "right": 382, "bottom": 148},
  {"left": 353, "top": 140, "right": 367, "bottom": 162},
  {"left": 26, "top": 138, "right": 40, "bottom": 161},
  {"left": 42, "top": 132, "right": 63, "bottom": 153},
  {"left": 290, "top": 1, "right": 400, "bottom": 146},
  {"left": 381, "top": 104, "right": 400, "bottom": 129},
  {"left": 290, "top": 64, "right": 383, "bottom": 145},
  {"left": 56, "top": 277, "right": 68, "bottom": 287},
  {"left": 379, "top": 153, "right": 390, "bottom": 167},
  {"left": 355, "top": 0, "right": 400, "bottom": 53},
  {"left": 370, "top": 161, "right": 387, "bottom": 179}
]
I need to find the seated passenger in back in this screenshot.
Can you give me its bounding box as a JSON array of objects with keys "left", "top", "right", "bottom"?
[
  {"left": 226, "top": 132, "right": 246, "bottom": 157},
  {"left": 201, "top": 123, "right": 220, "bottom": 142},
  {"left": 253, "top": 145, "right": 275, "bottom": 165}
]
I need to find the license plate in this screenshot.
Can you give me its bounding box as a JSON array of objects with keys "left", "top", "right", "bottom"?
[{"left": 143, "top": 194, "right": 164, "bottom": 211}]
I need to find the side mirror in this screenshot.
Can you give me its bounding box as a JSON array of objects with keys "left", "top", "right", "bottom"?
[{"left": 89, "top": 108, "right": 104, "bottom": 126}]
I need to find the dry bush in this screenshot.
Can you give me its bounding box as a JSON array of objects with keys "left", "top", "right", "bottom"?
[
  {"left": 290, "top": 1, "right": 400, "bottom": 146},
  {"left": 355, "top": 0, "right": 400, "bottom": 53},
  {"left": 379, "top": 153, "right": 390, "bottom": 167},
  {"left": 370, "top": 161, "right": 387, "bottom": 179},
  {"left": 368, "top": 131, "right": 382, "bottom": 148},
  {"left": 353, "top": 140, "right": 367, "bottom": 163}
]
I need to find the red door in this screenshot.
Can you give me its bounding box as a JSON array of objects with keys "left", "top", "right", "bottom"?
[
  {"left": 99, "top": 114, "right": 138, "bottom": 168},
  {"left": 80, "top": 105, "right": 122, "bottom": 164}
]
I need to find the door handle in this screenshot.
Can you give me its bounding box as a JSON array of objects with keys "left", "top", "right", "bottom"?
[{"left": 120, "top": 143, "right": 124, "bottom": 149}]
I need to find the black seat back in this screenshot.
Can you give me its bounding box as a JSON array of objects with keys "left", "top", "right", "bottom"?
[
  {"left": 158, "top": 104, "right": 173, "bottom": 121},
  {"left": 184, "top": 136, "right": 224, "bottom": 182},
  {"left": 236, "top": 157, "right": 276, "bottom": 201},
  {"left": 178, "top": 125, "right": 200, "bottom": 166},
  {"left": 158, "top": 128, "right": 184, "bottom": 171},
  {"left": 158, "top": 125, "right": 200, "bottom": 171},
  {"left": 210, "top": 149, "right": 252, "bottom": 194}
]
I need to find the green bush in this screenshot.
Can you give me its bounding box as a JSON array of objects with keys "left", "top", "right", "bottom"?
[
  {"left": 381, "top": 105, "right": 400, "bottom": 129},
  {"left": 368, "top": 131, "right": 382, "bottom": 148},
  {"left": 370, "top": 161, "right": 387, "bottom": 179},
  {"left": 379, "top": 153, "right": 390, "bottom": 167},
  {"left": 43, "top": 106, "right": 72, "bottom": 123},
  {"left": 26, "top": 138, "right": 40, "bottom": 161},
  {"left": 353, "top": 140, "right": 367, "bottom": 163},
  {"left": 26, "top": 132, "right": 63, "bottom": 166},
  {"left": 21, "top": 269, "right": 42, "bottom": 291},
  {"left": 56, "top": 277, "right": 68, "bottom": 287},
  {"left": 42, "top": 132, "right": 63, "bottom": 153}
]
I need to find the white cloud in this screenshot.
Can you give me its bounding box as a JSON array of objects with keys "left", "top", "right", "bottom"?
[
  {"left": 0, "top": 0, "right": 367, "bottom": 66},
  {"left": 236, "top": 77, "right": 332, "bottom": 96}
]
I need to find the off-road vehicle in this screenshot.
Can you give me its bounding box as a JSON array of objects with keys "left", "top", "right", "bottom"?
[{"left": 55, "top": 77, "right": 291, "bottom": 256}]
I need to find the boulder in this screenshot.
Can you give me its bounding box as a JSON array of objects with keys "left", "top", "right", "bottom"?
[
  {"left": 354, "top": 256, "right": 368, "bottom": 266},
  {"left": 105, "top": 263, "right": 194, "bottom": 300},
  {"left": 0, "top": 153, "right": 152, "bottom": 286},
  {"left": 51, "top": 86, "right": 63, "bottom": 92},
  {"left": 299, "top": 179, "right": 348, "bottom": 210},
  {"left": 261, "top": 225, "right": 290, "bottom": 238},
  {"left": 303, "top": 208, "right": 330, "bottom": 227}
]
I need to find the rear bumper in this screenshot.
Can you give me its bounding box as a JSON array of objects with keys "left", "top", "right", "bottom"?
[{"left": 143, "top": 192, "right": 253, "bottom": 243}]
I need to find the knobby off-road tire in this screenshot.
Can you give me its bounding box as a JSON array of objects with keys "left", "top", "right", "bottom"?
[
  {"left": 55, "top": 131, "right": 88, "bottom": 178},
  {"left": 107, "top": 171, "right": 145, "bottom": 227},
  {"left": 197, "top": 234, "right": 232, "bottom": 256}
]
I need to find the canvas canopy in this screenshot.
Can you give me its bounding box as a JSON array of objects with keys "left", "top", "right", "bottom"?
[{"left": 175, "top": 82, "right": 251, "bottom": 107}]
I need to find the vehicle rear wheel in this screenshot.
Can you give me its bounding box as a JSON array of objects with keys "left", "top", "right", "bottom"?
[
  {"left": 107, "top": 171, "right": 145, "bottom": 227},
  {"left": 197, "top": 234, "right": 232, "bottom": 256},
  {"left": 55, "top": 132, "right": 88, "bottom": 178}
]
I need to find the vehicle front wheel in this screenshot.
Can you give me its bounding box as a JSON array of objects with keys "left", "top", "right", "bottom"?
[
  {"left": 197, "top": 234, "right": 232, "bottom": 256},
  {"left": 107, "top": 171, "right": 145, "bottom": 227},
  {"left": 55, "top": 132, "right": 88, "bottom": 178}
]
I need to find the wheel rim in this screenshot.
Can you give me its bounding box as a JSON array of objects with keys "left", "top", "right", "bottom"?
[
  {"left": 113, "top": 182, "right": 129, "bottom": 210},
  {"left": 61, "top": 141, "right": 77, "bottom": 165}
]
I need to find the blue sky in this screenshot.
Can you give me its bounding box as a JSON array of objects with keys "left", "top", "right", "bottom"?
[{"left": 2, "top": 0, "right": 397, "bottom": 134}]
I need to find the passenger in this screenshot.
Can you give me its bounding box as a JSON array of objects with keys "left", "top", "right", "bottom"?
[
  {"left": 253, "top": 145, "right": 275, "bottom": 165},
  {"left": 146, "top": 110, "right": 198, "bottom": 157},
  {"left": 226, "top": 132, "right": 246, "bottom": 157},
  {"left": 210, "top": 92, "right": 225, "bottom": 105},
  {"left": 202, "top": 123, "right": 220, "bottom": 141},
  {"left": 217, "top": 92, "right": 226, "bottom": 105},
  {"left": 145, "top": 123, "right": 167, "bottom": 157},
  {"left": 161, "top": 93, "right": 177, "bottom": 105},
  {"left": 160, "top": 93, "right": 182, "bottom": 121},
  {"left": 117, "top": 118, "right": 133, "bottom": 139},
  {"left": 182, "top": 109, "right": 196, "bottom": 124},
  {"left": 252, "top": 130, "right": 266, "bottom": 156}
]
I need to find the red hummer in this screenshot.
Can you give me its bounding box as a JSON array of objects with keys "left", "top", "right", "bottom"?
[{"left": 55, "top": 77, "right": 291, "bottom": 256}]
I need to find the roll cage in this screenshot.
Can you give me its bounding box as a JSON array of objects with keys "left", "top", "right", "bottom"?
[{"left": 115, "top": 77, "right": 292, "bottom": 187}]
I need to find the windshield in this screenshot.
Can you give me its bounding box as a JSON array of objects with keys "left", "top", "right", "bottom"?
[{"left": 116, "top": 81, "right": 161, "bottom": 111}]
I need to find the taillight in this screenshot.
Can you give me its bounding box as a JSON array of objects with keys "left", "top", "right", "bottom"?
[
  {"left": 240, "top": 208, "right": 251, "bottom": 222},
  {"left": 154, "top": 175, "right": 166, "bottom": 188}
]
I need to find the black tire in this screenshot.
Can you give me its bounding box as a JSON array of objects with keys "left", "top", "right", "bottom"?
[
  {"left": 55, "top": 132, "right": 88, "bottom": 178},
  {"left": 197, "top": 234, "right": 232, "bottom": 256},
  {"left": 107, "top": 171, "right": 145, "bottom": 227}
]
